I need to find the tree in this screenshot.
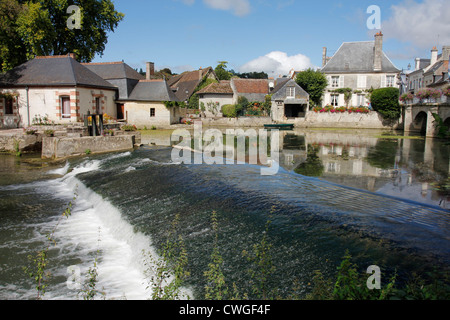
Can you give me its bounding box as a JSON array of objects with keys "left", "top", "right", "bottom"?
[
  {"left": 0, "top": 0, "right": 27, "bottom": 71},
  {"left": 1, "top": 0, "right": 124, "bottom": 72},
  {"left": 295, "top": 68, "right": 328, "bottom": 107},
  {"left": 370, "top": 87, "right": 401, "bottom": 119},
  {"left": 214, "top": 61, "right": 232, "bottom": 81}
]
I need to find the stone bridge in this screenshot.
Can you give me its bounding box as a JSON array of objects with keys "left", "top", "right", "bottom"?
[{"left": 404, "top": 102, "right": 450, "bottom": 137}]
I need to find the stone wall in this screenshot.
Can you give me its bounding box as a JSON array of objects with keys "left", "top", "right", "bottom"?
[
  {"left": 0, "top": 131, "right": 42, "bottom": 153},
  {"left": 42, "top": 135, "right": 135, "bottom": 160},
  {"left": 199, "top": 112, "right": 402, "bottom": 130}
]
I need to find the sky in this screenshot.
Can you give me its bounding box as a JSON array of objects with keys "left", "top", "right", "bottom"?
[{"left": 92, "top": 0, "right": 450, "bottom": 77}]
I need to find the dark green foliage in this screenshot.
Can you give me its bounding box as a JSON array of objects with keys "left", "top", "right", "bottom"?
[
  {"left": 295, "top": 68, "right": 328, "bottom": 107},
  {"left": 1, "top": 0, "right": 124, "bottom": 71},
  {"left": 370, "top": 87, "right": 401, "bottom": 119}
]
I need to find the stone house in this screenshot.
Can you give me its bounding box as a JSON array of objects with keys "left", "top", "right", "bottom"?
[
  {"left": 167, "top": 67, "right": 218, "bottom": 104},
  {"left": 82, "top": 61, "right": 145, "bottom": 119},
  {"left": 123, "top": 79, "right": 184, "bottom": 127},
  {"left": 407, "top": 46, "right": 450, "bottom": 93},
  {"left": 196, "top": 81, "right": 234, "bottom": 117},
  {"left": 0, "top": 54, "right": 118, "bottom": 129},
  {"left": 321, "top": 32, "right": 400, "bottom": 108},
  {"left": 271, "top": 78, "right": 309, "bottom": 122}
]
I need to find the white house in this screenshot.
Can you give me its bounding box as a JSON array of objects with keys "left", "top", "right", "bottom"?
[
  {"left": 0, "top": 54, "right": 118, "bottom": 128},
  {"left": 321, "top": 32, "right": 400, "bottom": 108}
]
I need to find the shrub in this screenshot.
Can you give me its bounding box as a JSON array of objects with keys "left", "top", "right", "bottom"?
[
  {"left": 121, "top": 124, "right": 137, "bottom": 131},
  {"left": 221, "top": 105, "right": 237, "bottom": 118},
  {"left": 370, "top": 87, "right": 401, "bottom": 119}
]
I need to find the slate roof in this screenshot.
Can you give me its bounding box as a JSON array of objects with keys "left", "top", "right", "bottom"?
[
  {"left": 321, "top": 41, "right": 400, "bottom": 74},
  {"left": 128, "top": 80, "right": 180, "bottom": 102},
  {"left": 168, "top": 67, "right": 215, "bottom": 101},
  {"left": 82, "top": 62, "right": 145, "bottom": 81},
  {"left": 271, "top": 79, "right": 309, "bottom": 103},
  {"left": 0, "top": 55, "right": 117, "bottom": 90},
  {"left": 196, "top": 81, "right": 233, "bottom": 95}
]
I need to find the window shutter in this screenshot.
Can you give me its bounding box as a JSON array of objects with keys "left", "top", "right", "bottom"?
[
  {"left": 380, "top": 75, "right": 386, "bottom": 88},
  {"left": 327, "top": 76, "right": 332, "bottom": 88},
  {"left": 358, "top": 75, "right": 367, "bottom": 88},
  {"left": 339, "top": 76, "right": 345, "bottom": 88}
]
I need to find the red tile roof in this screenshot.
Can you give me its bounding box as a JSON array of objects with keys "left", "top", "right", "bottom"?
[
  {"left": 196, "top": 81, "right": 233, "bottom": 95},
  {"left": 232, "top": 79, "right": 269, "bottom": 94}
]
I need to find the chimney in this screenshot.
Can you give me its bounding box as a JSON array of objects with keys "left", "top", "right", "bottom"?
[
  {"left": 146, "top": 62, "right": 155, "bottom": 80},
  {"left": 442, "top": 46, "right": 450, "bottom": 62},
  {"left": 374, "top": 31, "right": 383, "bottom": 71},
  {"left": 322, "top": 47, "right": 328, "bottom": 67},
  {"left": 415, "top": 58, "right": 422, "bottom": 71},
  {"left": 430, "top": 47, "right": 438, "bottom": 66},
  {"left": 199, "top": 67, "right": 203, "bottom": 81}
]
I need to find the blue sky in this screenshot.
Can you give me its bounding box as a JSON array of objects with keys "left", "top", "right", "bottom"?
[{"left": 93, "top": 0, "right": 450, "bottom": 77}]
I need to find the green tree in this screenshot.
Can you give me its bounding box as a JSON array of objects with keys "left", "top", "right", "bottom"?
[
  {"left": 370, "top": 87, "right": 401, "bottom": 119},
  {"left": 215, "top": 61, "right": 232, "bottom": 81},
  {"left": 295, "top": 68, "right": 328, "bottom": 107},
  {"left": 1, "top": 0, "right": 124, "bottom": 72},
  {"left": 0, "top": 0, "right": 28, "bottom": 71}
]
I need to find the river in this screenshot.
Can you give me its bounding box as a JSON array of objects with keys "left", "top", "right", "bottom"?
[{"left": 0, "top": 128, "right": 449, "bottom": 300}]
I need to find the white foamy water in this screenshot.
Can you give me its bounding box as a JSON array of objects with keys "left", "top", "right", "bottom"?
[{"left": 35, "top": 153, "right": 191, "bottom": 300}]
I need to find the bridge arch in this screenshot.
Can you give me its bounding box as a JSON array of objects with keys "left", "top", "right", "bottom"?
[{"left": 413, "top": 111, "right": 428, "bottom": 135}]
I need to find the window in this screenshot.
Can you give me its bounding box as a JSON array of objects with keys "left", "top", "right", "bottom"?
[
  {"left": 331, "top": 94, "right": 339, "bottom": 107},
  {"left": 331, "top": 76, "right": 340, "bottom": 88},
  {"left": 61, "top": 96, "right": 71, "bottom": 119},
  {"left": 4, "top": 97, "right": 13, "bottom": 115},
  {"left": 357, "top": 75, "right": 367, "bottom": 89},
  {"left": 150, "top": 108, "right": 156, "bottom": 117},
  {"left": 357, "top": 94, "right": 366, "bottom": 106},
  {"left": 386, "top": 75, "right": 395, "bottom": 87},
  {"left": 287, "top": 87, "right": 295, "bottom": 98}
]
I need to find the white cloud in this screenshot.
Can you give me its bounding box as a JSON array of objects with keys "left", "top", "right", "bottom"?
[
  {"left": 203, "top": 0, "right": 251, "bottom": 16},
  {"left": 176, "top": 0, "right": 251, "bottom": 16},
  {"left": 383, "top": 0, "right": 450, "bottom": 49},
  {"left": 240, "top": 51, "right": 315, "bottom": 77}
]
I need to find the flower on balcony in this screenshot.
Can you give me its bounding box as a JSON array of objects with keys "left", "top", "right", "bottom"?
[{"left": 400, "top": 92, "right": 414, "bottom": 102}]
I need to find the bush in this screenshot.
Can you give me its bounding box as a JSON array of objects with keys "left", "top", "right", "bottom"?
[
  {"left": 221, "top": 105, "right": 237, "bottom": 118},
  {"left": 370, "top": 87, "right": 401, "bottom": 119}
]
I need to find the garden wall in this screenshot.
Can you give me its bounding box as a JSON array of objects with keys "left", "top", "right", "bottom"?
[{"left": 302, "top": 111, "right": 403, "bottom": 130}]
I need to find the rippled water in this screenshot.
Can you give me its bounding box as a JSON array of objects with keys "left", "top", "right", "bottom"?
[{"left": 0, "top": 129, "right": 449, "bottom": 300}]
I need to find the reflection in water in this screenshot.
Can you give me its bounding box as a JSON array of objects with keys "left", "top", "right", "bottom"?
[{"left": 142, "top": 128, "right": 450, "bottom": 210}]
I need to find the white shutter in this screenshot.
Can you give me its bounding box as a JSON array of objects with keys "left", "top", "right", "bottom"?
[
  {"left": 357, "top": 75, "right": 367, "bottom": 88},
  {"left": 339, "top": 76, "right": 345, "bottom": 88},
  {"left": 327, "top": 76, "right": 332, "bottom": 88},
  {"left": 380, "top": 75, "right": 386, "bottom": 88}
]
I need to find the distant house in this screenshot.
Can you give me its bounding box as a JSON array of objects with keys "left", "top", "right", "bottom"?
[
  {"left": 321, "top": 32, "right": 400, "bottom": 108},
  {"left": 230, "top": 78, "right": 270, "bottom": 104},
  {"left": 0, "top": 54, "right": 118, "bottom": 128},
  {"left": 196, "top": 81, "right": 234, "bottom": 117},
  {"left": 271, "top": 78, "right": 309, "bottom": 122},
  {"left": 168, "top": 67, "right": 218, "bottom": 103},
  {"left": 407, "top": 46, "right": 450, "bottom": 92},
  {"left": 123, "top": 79, "right": 184, "bottom": 127},
  {"left": 82, "top": 61, "right": 145, "bottom": 119}
]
